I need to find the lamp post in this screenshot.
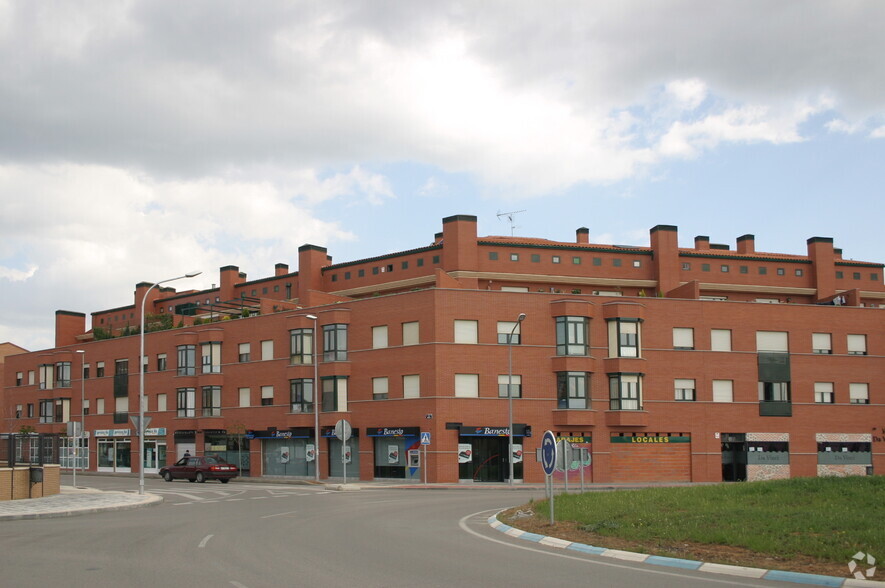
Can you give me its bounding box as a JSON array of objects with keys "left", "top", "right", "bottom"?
[
  {"left": 139, "top": 271, "right": 201, "bottom": 495},
  {"left": 508, "top": 313, "right": 526, "bottom": 486},
  {"left": 75, "top": 349, "right": 85, "bottom": 488},
  {"left": 304, "top": 314, "right": 320, "bottom": 481}
]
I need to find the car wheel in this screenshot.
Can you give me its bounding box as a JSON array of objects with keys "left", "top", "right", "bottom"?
[
  {"left": 163, "top": 471, "right": 173, "bottom": 482},
  {"left": 196, "top": 472, "right": 206, "bottom": 483},
  {"left": 219, "top": 478, "right": 230, "bottom": 484}
]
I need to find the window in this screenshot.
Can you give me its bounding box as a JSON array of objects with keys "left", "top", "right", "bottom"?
[
  {"left": 613, "top": 259, "right": 622, "bottom": 267},
  {"left": 556, "top": 372, "right": 587, "bottom": 409},
  {"left": 498, "top": 374, "right": 522, "bottom": 398},
  {"left": 372, "top": 377, "right": 389, "bottom": 400},
  {"left": 531, "top": 254, "right": 540, "bottom": 263},
  {"left": 94, "top": 399, "right": 103, "bottom": 415},
  {"left": 853, "top": 272, "right": 861, "bottom": 280},
  {"left": 372, "top": 326, "right": 388, "bottom": 349},
  {"left": 38, "top": 364, "right": 53, "bottom": 390},
  {"left": 609, "top": 373, "right": 641, "bottom": 410},
  {"left": 756, "top": 331, "right": 788, "bottom": 352},
  {"left": 712, "top": 380, "right": 733, "bottom": 402},
  {"left": 454, "top": 320, "right": 478, "bottom": 344},
  {"left": 290, "top": 329, "right": 314, "bottom": 364},
  {"left": 682, "top": 263, "right": 691, "bottom": 270},
  {"left": 720, "top": 265, "right": 729, "bottom": 273},
  {"left": 323, "top": 324, "right": 348, "bottom": 361},
  {"left": 711, "top": 329, "right": 732, "bottom": 351},
  {"left": 433, "top": 255, "right": 440, "bottom": 264},
  {"left": 836, "top": 271, "right": 844, "bottom": 279},
  {"left": 673, "top": 328, "right": 694, "bottom": 350},
  {"left": 675, "top": 379, "right": 696, "bottom": 401},
  {"left": 510, "top": 253, "right": 519, "bottom": 261},
  {"left": 55, "top": 362, "right": 71, "bottom": 388},
  {"left": 39, "top": 400, "right": 54, "bottom": 423},
  {"left": 592, "top": 257, "right": 601, "bottom": 266},
  {"left": 238, "top": 388, "right": 250, "bottom": 408},
  {"left": 417, "top": 258, "right": 424, "bottom": 267},
  {"left": 113, "top": 396, "right": 128, "bottom": 422},
  {"left": 290, "top": 379, "right": 313, "bottom": 412},
  {"left": 322, "top": 377, "right": 348, "bottom": 412},
  {"left": 177, "top": 388, "right": 196, "bottom": 417},
  {"left": 777, "top": 268, "right": 785, "bottom": 276},
  {"left": 402, "top": 321, "right": 419, "bottom": 346},
  {"left": 608, "top": 318, "right": 640, "bottom": 358},
  {"left": 740, "top": 266, "right": 748, "bottom": 274},
  {"left": 759, "top": 267, "right": 767, "bottom": 275},
  {"left": 15, "top": 372, "right": 22, "bottom": 386},
  {"left": 814, "top": 382, "right": 834, "bottom": 404},
  {"left": 261, "top": 340, "right": 274, "bottom": 361},
  {"left": 556, "top": 316, "right": 588, "bottom": 355},
  {"left": 847, "top": 334, "right": 867, "bottom": 355},
  {"left": 849, "top": 383, "right": 869, "bottom": 404},
  {"left": 201, "top": 342, "right": 222, "bottom": 374},
  {"left": 156, "top": 394, "right": 165, "bottom": 413},
  {"left": 812, "top": 333, "right": 832, "bottom": 354},
  {"left": 403, "top": 375, "right": 420, "bottom": 399},
  {"left": 795, "top": 269, "right": 804, "bottom": 277},
  {"left": 633, "top": 260, "right": 641, "bottom": 268},
  {"left": 177, "top": 345, "right": 196, "bottom": 376},
  {"left": 202, "top": 386, "right": 222, "bottom": 416},
  {"left": 157, "top": 354, "right": 167, "bottom": 372},
  {"left": 552, "top": 256, "right": 561, "bottom": 264},
  {"left": 759, "top": 381, "right": 790, "bottom": 402},
  {"left": 701, "top": 264, "right": 710, "bottom": 272},
  {"left": 15, "top": 404, "right": 21, "bottom": 418},
  {"left": 454, "top": 374, "right": 479, "bottom": 398},
  {"left": 358, "top": 269, "right": 365, "bottom": 277},
  {"left": 238, "top": 343, "right": 251, "bottom": 363},
  {"left": 261, "top": 385, "right": 274, "bottom": 406},
  {"left": 497, "top": 321, "right": 522, "bottom": 345},
  {"left": 488, "top": 252, "right": 498, "bottom": 260}
]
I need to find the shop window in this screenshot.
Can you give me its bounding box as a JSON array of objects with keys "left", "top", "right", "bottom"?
[
  {"left": 673, "top": 327, "right": 694, "bottom": 350},
  {"left": 849, "top": 383, "right": 869, "bottom": 404},
  {"left": 238, "top": 343, "right": 250, "bottom": 363},
  {"left": 454, "top": 374, "right": 479, "bottom": 398},
  {"left": 290, "top": 328, "right": 314, "bottom": 364},
  {"left": 372, "top": 325, "right": 388, "bottom": 349},
  {"left": 609, "top": 373, "right": 642, "bottom": 410},
  {"left": 607, "top": 318, "right": 640, "bottom": 358},
  {"left": 814, "top": 382, "right": 834, "bottom": 404},
  {"left": 177, "top": 345, "right": 196, "bottom": 376},
  {"left": 711, "top": 329, "right": 732, "bottom": 352},
  {"left": 454, "top": 319, "right": 478, "bottom": 344},
  {"left": 201, "top": 342, "right": 222, "bottom": 374},
  {"left": 177, "top": 388, "right": 195, "bottom": 417},
  {"left": 372, "top": 377, "right": 389, "bottom": 400},
  {"left": 556, "top": 372, "right": 587, "bottom": 409},
  {"left": 497, "top": 321, "right": 522, "bottom": 345},
  {"left": 812, "top": 333, "right": 832, "bottom": 354},
  {"left": 290, "top": 379, "right": 313, "bottom": 413},
  {"left": 202, "top": 386, "right": 222, "bottom": 416},
  {"left": 323, "top": 324, "right": 348, "bottom": 361},
  {"left": 847, "top": 334, "right": 867, "bottom": 355},
  {"left": 675, "top": 379, "right": 696, "bottom": 401},
  {"left": 403, "top": 375, "right": 420, "bottom": 399},
  {"left": 556, "top": 316, "right": 588, "bottom": 356},
  {"left": 498, "top": 374, "right": 522, "bottom": 398}
]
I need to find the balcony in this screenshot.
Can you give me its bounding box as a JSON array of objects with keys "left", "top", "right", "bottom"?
[{"left": 759, "top": 401, "right": 792, "bottom": 417}]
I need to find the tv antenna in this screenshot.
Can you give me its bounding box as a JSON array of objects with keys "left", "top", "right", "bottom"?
[{"left": 497, "top": 209, "right": 526, "bottom": 236}]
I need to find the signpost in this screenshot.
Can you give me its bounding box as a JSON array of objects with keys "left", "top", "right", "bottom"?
[
  {"left": 540, "top": 431, "right": 557, "bottom": 524},
  {"left": 420, "top": 432, "right": 431, "bottom": 485},
  {"left": 334, "top": 419, "right": 352, "bottom": 484}
]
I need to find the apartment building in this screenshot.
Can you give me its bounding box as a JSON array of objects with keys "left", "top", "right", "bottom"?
[{"left": 3, "top": 215, "right": 883, "bottom": 483}]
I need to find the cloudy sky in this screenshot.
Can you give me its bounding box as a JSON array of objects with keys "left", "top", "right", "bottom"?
[{"left": 1, "top": 1, "right": 883, "bottom": 352}]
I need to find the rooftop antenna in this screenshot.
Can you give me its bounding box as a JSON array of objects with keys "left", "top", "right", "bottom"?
[{"left": 497, "top": 209, "right": 526, "bottom": 236}]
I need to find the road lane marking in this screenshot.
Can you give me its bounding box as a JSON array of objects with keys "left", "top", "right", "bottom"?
[
  {"left": 230, "top": 581, "right": 248, "bottom": 588},
  {"left": 261, "top": 510, "right": 299, "bottom": 519},
  {"left": 198, "top": 534, "right": 214, "bottom": 548}
]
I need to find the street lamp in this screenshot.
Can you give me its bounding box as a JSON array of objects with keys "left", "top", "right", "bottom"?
[
  {"left": 508, "top": 313, "right": 526, "bottom": 486},
  {"left": 304, "top": 314, "right": 320, "bottom": 482},
  {"left": 75, "top": 349, "right": 86, "bottom": 488},
  {"left": 139, "top": 271, "right": 201, "bottom": 495}
]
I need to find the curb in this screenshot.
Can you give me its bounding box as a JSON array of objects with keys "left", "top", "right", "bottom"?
[
  {"left": 488, "top": 514, "right": 885, "bottom": 587},
  {"left": 0, "top": 492, "right": 163, "bottom": 521}
]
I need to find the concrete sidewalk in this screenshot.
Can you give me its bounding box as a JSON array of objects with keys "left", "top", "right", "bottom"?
[{"left": 0, "top": 486, "right": 163, "bottom": 521}]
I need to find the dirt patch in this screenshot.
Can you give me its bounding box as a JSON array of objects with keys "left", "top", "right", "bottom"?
[{"left": 500, "top": 507, "right": 848, "bottom": 579}]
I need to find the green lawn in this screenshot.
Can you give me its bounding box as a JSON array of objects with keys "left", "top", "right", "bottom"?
[{"left": 530, "top": 476, "right": 884, "bottom": 563}]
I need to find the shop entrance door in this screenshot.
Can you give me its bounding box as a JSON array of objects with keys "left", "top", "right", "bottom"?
[
  {"left": 721, "top": 433, "right": 747, "bottom": 482},
  {"left": 467, "top": 437, "right": 507, "bottom": 482},
  {"left": 143, "top": 441, "right": 166, "bottom": 473}
]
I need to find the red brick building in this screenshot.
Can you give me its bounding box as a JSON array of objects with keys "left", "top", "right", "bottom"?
[{"left": 3, "top": 215, "right": 883, "bottom": 483}]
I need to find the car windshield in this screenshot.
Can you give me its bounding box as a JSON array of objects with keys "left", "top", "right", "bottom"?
[{"left": 205, "top": 456, "right": 228, "bottom": 465}]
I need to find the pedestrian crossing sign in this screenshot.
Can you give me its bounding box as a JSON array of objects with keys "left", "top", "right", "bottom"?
[{"left": 420, "top": 432, "right": 431, "bottom": 445}]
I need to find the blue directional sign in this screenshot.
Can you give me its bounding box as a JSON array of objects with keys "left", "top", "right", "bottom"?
[
  {"left": 420, "top": 432, "right": 432, "bottom": 445},
  {"left": 541, "top": 430, "right": 557, "bottom": 475}
]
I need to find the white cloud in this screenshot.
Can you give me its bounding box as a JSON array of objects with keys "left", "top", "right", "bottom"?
[
  {"left": 665, "top": 79, "right": 708, "bottom": 111},
  {"left": 870, "top": 126, "right": 885, "bottom": 139},
  {"left": 826, "top": 118, "right": 863, "bottom": 134}
]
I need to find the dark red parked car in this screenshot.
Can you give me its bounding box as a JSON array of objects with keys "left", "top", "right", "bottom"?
[{"left": 159, "top": 455, "right": 239, "bottom": 483}]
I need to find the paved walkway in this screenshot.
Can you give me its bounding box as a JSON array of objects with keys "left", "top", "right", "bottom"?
[{"left": 0, "top": 486, "right": 162, "bottom": 520}]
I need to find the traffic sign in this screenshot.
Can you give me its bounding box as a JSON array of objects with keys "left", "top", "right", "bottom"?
[
  {"left": 420, "top": 432, "right": 431, "bottom": 445},
  {"left": 334, "top": 419, "right": 352, "bottom": 441},
  {"left": 541, "top": 430, "right": 557, "bottom": 475}
]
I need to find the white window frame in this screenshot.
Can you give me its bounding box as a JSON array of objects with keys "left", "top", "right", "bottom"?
[
  {"left": 673, "top": 328, "right": 695, "bottom": 350},
  {"left": 238, "top": 387, "right": 251, "bottom": 407},
  {"left": 814, "top": 382, "right": 834, "bottom": 404},
  {"left": 849, "top": 383, "right": 869, "bottom": 404},
  {"left": 403, "top": 375, "right": 420, "bottom": 399},
  {"left": 675, "top": 379, "right": 696, "bottom": 401},
  {"left": 454, "top": 374, "right": 479, "bottom": 398},
  {"left": 711, "top": 329, "right": 732, "bottom": 352},
  {"left": 756, "top": 331, "right": 788, "bottom": 352},
  {"left": 372, "top": 377, "right": 389, "bottom": 399},
  {"left": 372, "top": 326, "right": 389, "bottom": 349},
  {"left": 847, "top": 334, "right": 867, "bottom": 355},
  {"left": 454, "top": 320, "right": 479, "bottom": 344},
  {"left": 712, "top": 380, "right": 733, "bottom": 403},
  {"left": 402, "top": 321, "right": 419, "bottom": 346},
  {"left": 812, "top": 333, "right": 832, "bottom": 354},
  {"left": 497, "top": 374, "right": 522, "bottom": 398}
]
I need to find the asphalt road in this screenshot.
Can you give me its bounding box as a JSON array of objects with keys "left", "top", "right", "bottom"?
[{"left": 0, "top": 476, "right": 808, "bottom": 587}]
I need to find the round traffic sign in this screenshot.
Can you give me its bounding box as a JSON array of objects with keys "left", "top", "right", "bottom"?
[
  {"left": 541, "top": 430, "right": 557, "bottom": 475},
  {"left": 334, "top": 419, "right": 352, "bottom": 441}
]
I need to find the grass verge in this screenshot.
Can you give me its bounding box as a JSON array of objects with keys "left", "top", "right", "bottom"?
[{"left": 501, "top": 476, "right": 884, "bottom": 577}]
